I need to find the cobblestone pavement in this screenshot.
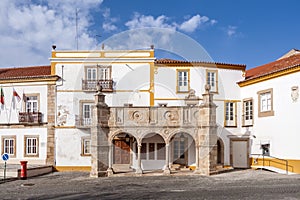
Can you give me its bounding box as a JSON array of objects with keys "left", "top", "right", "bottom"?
[{"left": 0, "top": 169, "right": 299, "bottom": 200}]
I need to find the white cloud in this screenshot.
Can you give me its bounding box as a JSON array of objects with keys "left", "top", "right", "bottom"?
[
  {"left": 178, "top": 15, "right": 209, "bottom": 32},
  {"left": 0, "top": 0, "right": 103, "bottom": 67},
  {"left": 227, "top": 25, "right": 237, "bottom": 37},
  {"left": 102, "top": 8, "right": 118, "bottom": 32},
  {"left": 125, "top": 13, "right": 175, "bottom": 30},
  {"left": 125, "top": 13, "right": 216, "bottom": 33}
]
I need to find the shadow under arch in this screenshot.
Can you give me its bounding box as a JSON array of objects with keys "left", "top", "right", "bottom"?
[
  {"left": 168, "top": 131, "right": 196, "bottom": 170},
  {"left": 217, "top": 137, "right": 225, "bottom": 165}
]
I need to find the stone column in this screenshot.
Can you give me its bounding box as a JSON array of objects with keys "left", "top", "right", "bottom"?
[
  {"left": 163, "top": 143, "right": 171, "bottom": 174},
  {"left": 195, "top": 144, "right": 199, "bottom": 171},
  {"left": 136, "top": 143, "right": 143, "bottom": 174},
  {"left": 90, "top": 86, "right": 110, "bottom": 177},
  {"left": 46, "top": 84, "right": 56, "bottom": 165},
  {"left": 107, "top": 141, "right": 114, "bottom": 176},
  {"left": 195, "top": 85, "right": 217, "bottom": 175}
]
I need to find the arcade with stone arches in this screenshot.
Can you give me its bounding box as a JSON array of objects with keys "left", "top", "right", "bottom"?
[
  {"left": 108, "top": 130, "right": 198, "bottom": 173},
  {"left": 90, "top": 86, "right": 222, "bottom": 177}
]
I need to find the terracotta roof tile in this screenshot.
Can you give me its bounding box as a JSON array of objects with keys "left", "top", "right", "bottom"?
[
  {"left": 0, "top": 66, "right": 51, "bottom": 79},
  {"left": 245, "top": 53, "right": 300, "bottom": 80},
  {"left": 155, "top": 58, "right": 246, "bottom": 68}
]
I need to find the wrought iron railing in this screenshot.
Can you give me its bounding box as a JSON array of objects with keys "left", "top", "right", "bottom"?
[
  {"left": 82, "top": 80, "right": 113, "bottom": 92},
  {"left": 75, "top": 116, "right": 92, "bottom": 128},
  {"left": 251, "top": 153, "right": 291, "bottom": 174},
  {"left": 18, "top": 112, "right": 42, "bottom": 123}
]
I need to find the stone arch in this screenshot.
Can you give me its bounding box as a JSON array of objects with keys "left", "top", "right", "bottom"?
[
  {"left": 166, "top": 130, "right": 196, "bottom": 143},
  {"left": 139, "top": 132, "right": 167, "bottom": 171},
  {"left": 109, "top": 129, "right": 138, "bottom": 142},
  {"left": 140, "top": 131, "right": 167, "bottom": 143},
  {"left": 217, "top": 137, "right": 225, "bottom": 165},
  {"left": 168, "top": 131, "right": 196, "bottom": 168}
]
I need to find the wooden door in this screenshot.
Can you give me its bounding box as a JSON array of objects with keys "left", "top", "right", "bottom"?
[
  {"left": 232, "top": 140, "right": 248, "bottom": 168},
  {"left": 114, "top": 140, "right": 130, "bottom": 164}
]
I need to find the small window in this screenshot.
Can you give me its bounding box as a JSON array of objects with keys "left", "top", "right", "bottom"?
[
  {"left": 78, "top": 100, "right": 93, "bottom": 127},
  {"left": 99, "top": 67, "right": 111, "bottom": 80},
  {"left": 25, "top": 136, "right": 39, "bottom": 157},
  {"left": 206, "top": 70, "right": 218, "bottom": 93},
  {"left": 81, "top": 138, "right": 91, "bottom": 156},
  {"left": 225, "top": 101, "right": 237, "bottom": 127},
  {"left": 258, "top": 88, "right": 274, "bottom": 117},
  {"left": 2, "top": 136, "right": 16, "bottom": 157},
  {"left": 25, "top": 94, "right": 39, "bottom": 112},
  {"left": 261, "top": 144, "right": 270, "bottom": 156},
  {"left": 177, "top": 69, "right": 190, "bottom": 93},
  {"left": 243, "top": 99, "right": 253, "bottom": 126}
]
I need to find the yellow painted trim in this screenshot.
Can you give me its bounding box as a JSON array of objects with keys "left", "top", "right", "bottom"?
[
  {"left": 239, "top": 65, "right": 300, "bottom": 87},
  {"left": 54, "top": 166, "right": 91, "bottom": 172},
  {"left": 54, "top": 126, "right": 76, "bottom": 129},
  {"left": 56, "top": 89, "right": 150, "bottom": 93},
  {"left": 0, "top": 77, "right": 58, "bottom": 84},
  {"left": 150, "top": 62, "right": 155, "bottom": 106},
  {"left": 52, "top": 50, "right": 154, "bottom": 58},
  {"left": 154, "top": 98, "right": 241, "bottom": 102},
  {"left": 250, "top": 157, "right": 300, "bottom": 174},
  {"left": 51, "top": 61, "right": 56, "bottom": 75}
]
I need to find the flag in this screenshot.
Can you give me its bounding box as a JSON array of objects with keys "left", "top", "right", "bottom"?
[
  {"left": 13, "top": 88, "right": 21, "bottom": 102},
  {"left": 0, "top": 87, "right": 4, "bottom": 105},
  {"left": 12, "top": 88, "right": 21, "bottom": 110}
]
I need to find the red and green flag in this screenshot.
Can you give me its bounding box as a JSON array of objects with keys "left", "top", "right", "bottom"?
[{"left": 0, "top": 87, "right": 4, "bottom": 105}]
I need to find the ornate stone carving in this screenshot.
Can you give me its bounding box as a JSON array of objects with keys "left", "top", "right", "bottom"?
[
  {"left": 185, "top": 88, "right": 200, "bottom": 106},
  {"left": 164, "top": 111, "right": 179, "bottom": 121},
  {"left": 291, "top": 86, "right": 299, "bottom": 102}
]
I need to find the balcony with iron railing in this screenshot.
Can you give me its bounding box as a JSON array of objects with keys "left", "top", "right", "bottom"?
[
  {"left": 75, "top": 115, "right": 92, "bottom": 128},
  {"left": 18, "top": 112, "right": 43, "bottom": 124},
  {"left": 82, "top": 79, "right": 113, "bottom": 92}
]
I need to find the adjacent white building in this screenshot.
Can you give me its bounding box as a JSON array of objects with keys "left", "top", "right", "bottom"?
[{"left": 0, "top": 66, "right": 58, "bottom": 165}]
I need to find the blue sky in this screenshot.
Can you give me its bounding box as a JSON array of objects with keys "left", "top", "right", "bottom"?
[{"left": 1, "top": 0, "right": 300, "bottom": 69}]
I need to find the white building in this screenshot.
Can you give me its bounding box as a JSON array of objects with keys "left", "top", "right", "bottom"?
[
  {"left": 0, "top": 66, "right": 58, "bottom": 165},
  {"left": 239, "top": 49, "right": 300, "bottom": 174},
  {"left": 49, "top": 47, "right": 246, "bottom": 175},
  {"left": 1, "top": 47, "right": 299, "bottom": 175}
]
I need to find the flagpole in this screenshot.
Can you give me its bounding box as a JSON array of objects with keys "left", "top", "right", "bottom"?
[{"left": 8, "top": 92, "right": 13, "bottom": 123}]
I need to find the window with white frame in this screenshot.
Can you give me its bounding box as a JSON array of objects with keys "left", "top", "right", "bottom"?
[
  {"left": 81, "top": 138, "right": 91, "bottom": 156},
  {"left": 177, "top": 69, "right": 189, "bottom": 92},
  {"left": 25, "top": 136, "right": 39, "bottom": 157},
  {"left": 206, "top": 70, "right": 218, "bottom": 92},
  {"left": 138, "top": 142, "right": 166, "bottom": 160},
  {"left": 225, "top": 101, "right": 236, "bottom": 127},
  {"left": 86, "top": 67, "right": 97, "bottom": 81},
  {"left": 243, "top": 99, "right": 253, "bottom": 126},
  {"left": 258, "top": 88, "right": 274, "bottom": 117},
  {"left": 2, "top": 136, "right": 16, "bottom": 157},
  {"left": 26, "top": 95, "right": 39, "bottom": 112},
  {"left": 79, "top": 100, "right": 93, "bottom": 126},
  {"left": 99, "top": 67, "right": 110, "bottom": 80}
]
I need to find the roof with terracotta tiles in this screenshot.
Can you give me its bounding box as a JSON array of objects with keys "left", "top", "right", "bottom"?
[
  {"left": 245, "top": 52, "right": 300, "bottom": 80},
  {"left": 0, "top": 66, "right": 52, "bottom": 80},
  {"left": 155, "top": 58, "right": 246, "bottom": 69}
]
